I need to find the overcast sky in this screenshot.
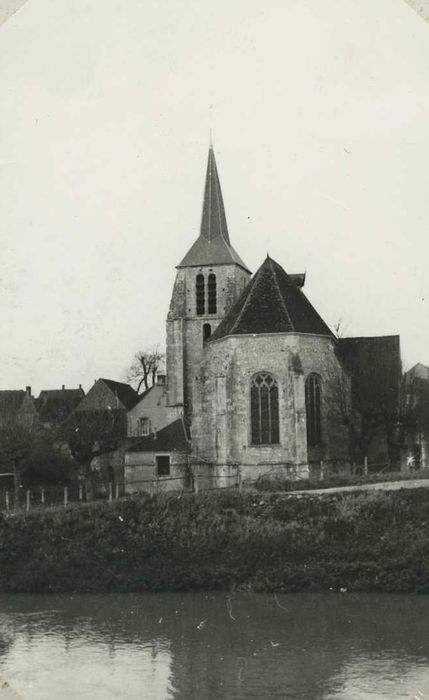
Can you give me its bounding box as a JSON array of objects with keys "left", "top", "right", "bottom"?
[{"left": 0, "top": 0, "right": 428, "bottom": 394}]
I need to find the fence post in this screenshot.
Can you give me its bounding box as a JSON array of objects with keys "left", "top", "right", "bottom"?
[
  {"left": 26, "top": 490, "right": 30, "bottom": 512},
  {"left": 364, "top": 456, "right": 368, "bottom": 476},
  {"left": 78, "top": 485, "right": 83, "bottom": 502},
  {"left": 115, "top": 483, "right": 120, "bottom": 500},
  {"left": 63, "top": 486, "right": 68, "bottom": 507},
  {"left": 5, "top": 491, "right": 9, "bottom": 513},
  {"left": 108, "top": 482, "right": 113, "bottom": 503},
  {"left": 238, "top": 470, "right": 243, "bottom": 492},
  {"left": 320, "top": 460, "right": 324, "bottom": 481},
  {"left": 41, "top": 488, "right": 45, "bottom": 505},
  {"left": 194, "top": 475, "right": 199, "bottom": 494}
]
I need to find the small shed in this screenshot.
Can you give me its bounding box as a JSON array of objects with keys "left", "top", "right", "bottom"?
[{"left": 124, "top": 418, "right": 192, "bottom": 494}]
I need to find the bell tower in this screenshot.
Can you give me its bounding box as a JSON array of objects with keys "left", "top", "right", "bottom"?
[{"left": 166, "top": 145, "right": 251, "bottom": 421}]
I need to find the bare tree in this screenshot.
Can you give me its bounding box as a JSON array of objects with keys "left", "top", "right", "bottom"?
[{"left": 126, "top": 346, "right": 165, "bottom": 393}]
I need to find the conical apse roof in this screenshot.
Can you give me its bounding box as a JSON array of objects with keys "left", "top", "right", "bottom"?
[{"left": 210, "top": 256, "right": 334, "bottom": 340}]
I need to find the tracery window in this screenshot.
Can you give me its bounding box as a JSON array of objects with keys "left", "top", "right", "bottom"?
[
  {"left": 208, "top": 273, "right": 217, "bottom": 314},
  {"left": 196, "top": 274, "right": 205, "bottom": 315},
  {"left": 250, "top": 372, "right": 279, "bottom": 445},
  {"left": 305, "top": 373, "right": 322, "bottom": 446}
]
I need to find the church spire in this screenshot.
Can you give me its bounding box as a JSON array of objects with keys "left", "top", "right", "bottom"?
[
  {"left": 200, "top": 145, "right": 230, "bottom": 244},
  {"left": 177, "top": 146, "right": 250, "bottom": 272}
]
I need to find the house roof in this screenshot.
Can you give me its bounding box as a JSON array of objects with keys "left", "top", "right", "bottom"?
[
  {"left": 209, "top": 256, "right": 333, "bottom": 341},
  {"left": 126, "top": 418, "right": 191, "bottom": 453},
  {"left": 36, "top": 387, "right": 84, "bottom": 423},
  {"left": 0, "top": 390, "right": 26, "bottom": 415},
  {"left": 100, "top": 379, "right": 139, "bottom": 410},
  {"left": 337, "top": 335, "right": 401, "bottom": 415},
  {"left": 177, "top": 146, "right": 250, "bottom": 273}
]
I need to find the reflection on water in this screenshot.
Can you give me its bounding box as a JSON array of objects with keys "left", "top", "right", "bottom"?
[{"left": 0, "top": 592, "right": 428, "bottom": 699}]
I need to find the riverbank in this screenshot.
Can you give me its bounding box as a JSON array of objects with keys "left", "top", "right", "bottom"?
[{"left": 1, "top": 488, "right": 428, "bottom": 593}]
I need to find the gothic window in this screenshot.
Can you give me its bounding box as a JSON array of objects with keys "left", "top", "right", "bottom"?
[
  {"left": 208, "top": 273, "right": 217, "bottom": 314},
  {"left": 203, "top": 323, "right": 211, "bottom": 343},
  {"left": 305, "top": 373, "right": 322, "bottom": 446},
  {"left": 196, "top": 274, "right": 205, "bottom": 315},
  {"left": 156, "top": 455, "right": 170, "bottom": 476},
  {"left": 250, "top": 372, "right": 279, "bottom": 445}
]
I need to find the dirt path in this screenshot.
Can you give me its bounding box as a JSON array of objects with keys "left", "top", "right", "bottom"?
[{"left": 284, "top": 478, "right": 429, "bottom": 496}]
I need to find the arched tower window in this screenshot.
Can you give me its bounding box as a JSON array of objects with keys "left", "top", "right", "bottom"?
[
  {"left": 203, "top": 323, "right": 211, "bottom": 343},
  {"left": 305, "top": 373, "right": 322, "bottom": 446},
  {"left": 208, "top": 273, "right": 217, "bottom": 314},
  {"left": 196, "top": 274, "right": 205, "bottom": 315},
  {"left": 250, "top": 372, "right": 279, "bottom": 445}
]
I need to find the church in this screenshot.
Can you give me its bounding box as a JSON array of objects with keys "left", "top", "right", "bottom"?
[{"left": 124, "top": 146, "right": 401, "bottom": 490}]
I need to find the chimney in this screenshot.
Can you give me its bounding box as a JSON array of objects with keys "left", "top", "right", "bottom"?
[
  {"left": 79, "top": 384, "right": 82, "bottom": 390},
  {"left": 157, "top": 374, "right": 166, "bottom": 386},
  {"left": 25, "top": 386, "right": 31, "bottom": 397},
  {"left": 62, "top": 384, "right": 65, "bottom": 391}
]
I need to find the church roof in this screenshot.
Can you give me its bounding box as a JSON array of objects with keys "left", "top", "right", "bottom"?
[
  {"left": 178, "top": 146, "right": 250, "bottom": 272},
  {"left": 209, "top": 256, "right": 334, "bottom": 340}
]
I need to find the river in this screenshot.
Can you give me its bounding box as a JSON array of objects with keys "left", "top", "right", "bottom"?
[{"left": 0, "top": 592, "right": 428, "bottom": 699}]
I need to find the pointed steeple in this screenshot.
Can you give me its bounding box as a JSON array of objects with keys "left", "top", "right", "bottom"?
[
  {"left": 178, "top": 146, "right": 250, "bottom": 272},
  {"left": 200, "top": 145, "right": 230, "bottom": 244}
]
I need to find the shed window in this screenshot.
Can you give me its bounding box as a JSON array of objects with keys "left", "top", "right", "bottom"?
[
  {"left": 250, "top": 373, "right": 279, "bottom": 445},
  {"left": 208, "top": 273, "right": 217, "bottom": 314},
  {"left": 305, "top": 373, "right": 322, "bottom": 446},
  {"left": 156, "top": 455, "right": 170, "bottom": 476},
  {"left": 196, "top": 274, "right": 205, "bottom": 315}
]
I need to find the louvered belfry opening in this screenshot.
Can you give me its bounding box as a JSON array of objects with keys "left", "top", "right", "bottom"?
[
  {"left": 208, "top": 273, "right": 217, "bottom": 314},
  {"left": 250, "top": 372, "right": 280, "bottom": 445},
  {"left": 196, "top": 274, "right": 205, "bottom": 315},
  {"left": 305, "top": 373, "right": 322, "bottom": 446}
]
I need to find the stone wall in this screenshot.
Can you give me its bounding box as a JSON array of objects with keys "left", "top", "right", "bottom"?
[
  {"left": 166, "top": 263, "right": 250, "bottom": 419},
  {"left": 124, "top": 450, "right": 190, "bottom": 494},
  {"left": 192, "top": 332, "right": 350, "bottom": 480}
]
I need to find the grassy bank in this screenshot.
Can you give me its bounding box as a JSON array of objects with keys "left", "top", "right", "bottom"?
[
  {"left": 254, "top": 468, "right": 429, "bottom": 492},
  {"left": 1, "top": 489, "right": 429, "bottom": 594}
]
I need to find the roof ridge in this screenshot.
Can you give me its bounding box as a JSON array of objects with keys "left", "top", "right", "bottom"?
[
  {"left": 228, "top": 268, "right": 259, "bottom": 334},
  {"left": 268, "top": 257, "right": 295, "bottom": 331}
]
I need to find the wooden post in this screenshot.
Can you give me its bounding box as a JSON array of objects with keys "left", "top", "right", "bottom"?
[
  {"left": 194, "top": 475, "right": 199, "bottom": 494},
  {"left": 238, "top": 470, "right": 243, "bottom": 492},
  {"left": 41, "top": 488, "right": 45, "bottom": 505},
  {"left": 320, "top": 460, "right": 324, "bottom": 481},
  {"left": 78, "top": 485, "right": 83, "bottom": 502},
  {"left": 63, "top": 486, "right": 68, "bottom": 507},
  {"left": 108, "top": 482, "right": 113, "bottom": 503},
  {"left": 26, "top": 490, "right": 30, "bottom": 512},
  {"left": 364, "top": 456, "right": 368, "bottom": 476},
  {"left": 5, "top": 491, "right": 9, "bottom": 513},
  {"left": 115, "top": 483, "right": 120, "bottom": 500}
]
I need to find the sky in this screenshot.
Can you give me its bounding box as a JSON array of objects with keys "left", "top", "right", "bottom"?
[{"left": 0, "top": 0, "right": 429, "bottom": 394}]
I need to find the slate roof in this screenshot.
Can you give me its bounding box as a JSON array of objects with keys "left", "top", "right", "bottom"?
[
  {"left": 100, "top": 379, "right": 139, "bottom": 410},
  {"left": 337, "top": 335, "right": 401, "bottom": 415},
  {"left": 126, "top": 418, "right": 191, "bottom": 453},
  {"left": 178, "top": 146, "right": 250, "bottom": 272},
  {"left": 210, "top": 256, "right": 333, "bottom": 340}
]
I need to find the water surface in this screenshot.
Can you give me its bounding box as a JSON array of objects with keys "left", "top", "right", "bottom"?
[{"left": 0, "top": 592, "right": 428, "bottom": 699}]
